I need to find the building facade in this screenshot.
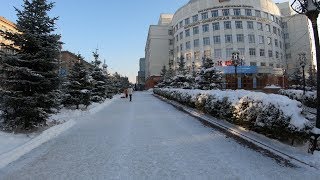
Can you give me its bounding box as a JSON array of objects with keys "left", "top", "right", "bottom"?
[
  {"left": 136, "top": 58, "right": 146, "bottom": 90},
  {"left": 0, "top": 16, "right": 19, "bottom": 54},
  {"left": 60, "top": 51, "right": 93, "bottom": 77},
  {"left": 145, "top": 0, "right": 315, "bottom": 89}
]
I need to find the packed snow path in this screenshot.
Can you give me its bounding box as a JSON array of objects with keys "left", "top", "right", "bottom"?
[{"left": 0, "top": 92, "right": 319, "bottom": 179}]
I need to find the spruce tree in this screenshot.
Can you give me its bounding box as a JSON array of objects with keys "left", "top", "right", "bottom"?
[
  {"left": 0, "top": 0, "right": 61, "bottom": 132},
  {"left": 289, "top": 67, "right": 303, "bottom": 87},
  {"left": 196, "top": 57, "right": 222, "bottom": 90},
  {"left": 171, "top": 56, "right": 194, "bottom": 89},
  {"left": 307, "top": 65, "right": 317, "bottom": 88},
  {"left": 63, "top": 54, "right": 91, "bottom": 109},
  {"left": 160, "top": 65, "right": 167, "bottom": 77},
  {"left": 90, "top": 50, "right": 108, "bottom": 102}
]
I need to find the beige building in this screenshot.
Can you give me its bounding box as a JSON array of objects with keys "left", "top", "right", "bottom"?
[
  {"left": 0, "top": 16, "right": 19, "bottom": 54},
  {"left": 145, "top": 0, "right": 317, "bottom": 86}
]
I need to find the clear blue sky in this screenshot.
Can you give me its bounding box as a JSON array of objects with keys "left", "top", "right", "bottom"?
[{"left": 0, "top": 0, "right": 292, "bottom": 82}]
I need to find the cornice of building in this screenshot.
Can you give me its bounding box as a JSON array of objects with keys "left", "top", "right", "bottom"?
[{"left": 0, "top": 16, "right": 17, "bottom": 28}]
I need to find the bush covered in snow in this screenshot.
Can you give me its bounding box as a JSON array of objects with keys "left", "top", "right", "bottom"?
[
  {"left": 154, "top": 88, "right": 312, "bottom": 144},
  {"left": 279, "top": 89, "right": 317, "bottom": 108}
]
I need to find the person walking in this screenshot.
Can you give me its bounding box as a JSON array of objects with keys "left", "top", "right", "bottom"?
[
  {"left": 124, "top": 88, "right": 128, "bottom": 98},
  {"left": 127, "top": 86, "right": 133, "bottom": 102}
]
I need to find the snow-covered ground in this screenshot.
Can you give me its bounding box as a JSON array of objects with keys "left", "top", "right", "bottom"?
[
  {"left": 0, "top": 96, "right": 118, "bottom": 169},
  {"left": 0, "top": 92, "right": 319, "bottom": 179}
]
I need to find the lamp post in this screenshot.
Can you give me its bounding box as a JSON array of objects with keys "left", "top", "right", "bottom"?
[
  {"left": 232, "top": 51, "right": 240, "bottom": 90},
  {"left": 282, "top": 69, "right": 286, "bottom": 89},
  {"left": 192, "top": 61, "right": 196, "bottom": 77},
  {"left": 291, "top": 0, "right": 320, "bottom": 153},
  {"left": 299, "top": 53, "right": 307, "bottom": 94}
]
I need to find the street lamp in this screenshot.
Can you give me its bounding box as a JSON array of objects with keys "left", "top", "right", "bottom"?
[
  {"left": 299, "top": 53, "right": 307, "bottom": 94},
  {"left": 192, "top": 61, "right": 196, "bottom": 77},
  {"left": 232, "top": 51, "right": 240, "bottom": 90},
  {"left": 291, "top": 0, "right": 320, "bottom": 153}
]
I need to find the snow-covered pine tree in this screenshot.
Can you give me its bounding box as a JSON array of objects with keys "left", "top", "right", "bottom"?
[
  {"left": 90, "top": 50, "right": 108, "bottom": 102},
  {"left": 160, "top": 65, "right": 167, "bottom": 77},
  {"left": 289, "top": 67, "right": 303, "bottom": 87},
  {"left": 170, "top": 56, "right": 194, "bottom": 89},
  {"left": 63, "top": 54, "right": 91, "bottom": 109},
  {"left": 196, "top": 57, "right": 222, "bottom": 90},
  {"left": 0, "top": 0, "right": 61, "bottom": 132},
  {"left": 307, "top": 65, "right": 317, "bottom": 88}
]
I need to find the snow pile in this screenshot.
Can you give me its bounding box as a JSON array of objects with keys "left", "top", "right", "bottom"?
[
  {"left": 264, "top": 85, "right": 281, "bottom": 89},
  {"left": 279, "top": 89, "right": 317, "bottom": 108},
  {"left": 154, "top": 88, "right": 312, "bottom": 142}
]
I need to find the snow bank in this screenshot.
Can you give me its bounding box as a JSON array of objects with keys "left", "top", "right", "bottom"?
[
  {"left": 155, "top": 88, "right": 311, "bottom": 142},
  {"left": 279, "top": 89, "right": 317, "bottom": 108}
]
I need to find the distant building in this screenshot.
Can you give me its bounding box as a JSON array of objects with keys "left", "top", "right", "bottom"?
[
  {"left": 0, "top": 16, "right": 19, "bottom": 54},
  {"left": 144, "top": 0, "right": 316, "bottom": 89},
  {"left": 136, "top": 58, "right": 146, "bottom": 90},
  {"left": 60, "top": 51, "right": 93, "bottom": 77}
]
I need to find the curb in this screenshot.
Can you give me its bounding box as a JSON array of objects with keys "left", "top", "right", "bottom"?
[{"left": 153, "top": 94, "right": 318, "bottom": 170}]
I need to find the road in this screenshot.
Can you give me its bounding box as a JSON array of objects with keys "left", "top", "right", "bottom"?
[{"left": 0, "top": 92, "right": 318, "bottom": 179}]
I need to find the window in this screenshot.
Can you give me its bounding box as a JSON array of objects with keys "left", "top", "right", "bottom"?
[
  {"left": 193, "top": 26, "right": 199, "bottom": 35},
  {"left": 185, "top": 18, "right": 190, "bottom": 26},
  {"left": 186, "top": 41, "right": 191, "bottom": 50},
  {"left": 203, "top": 37, "right": 210, "bottom": 46},
  {"left": 169, "top": 39, "right": 173, "bottom": 45},
  {"left": 248, "top": 34, "right": 255, "bottom": 43},
  {"left": 245, "top": 9, "right": 252, "bottom": 16},
  {"left": 255, "top": 10, "right": 261, "bottom": 17},
  {"left": 224, "top": 21, "right": 231, "bottom": 29},
  {"left": 282, "top": 22, "right": 288, "bottom": 28},
  {"left": 192, "top": 15, "right": 199, "bottom": 22},
  {"left": 260, "top": 49, "right": 265, "bottom": 57},
  {"left": 168, "top": 30, "right": 173, "bottom": 35},
  {"left": 250, "top": 62, "right": 257, "bottom": 66},
  {"left": 267, "top": 37, "right": 272, "bottom": 45},
  {"left": 247, "top": 21, "right": 254, "bottom": 29},
  {"left": 278, "top": 28, "right": 281, "bottom": 36},
  {"left": 261, "top": 62, "right": 266, "bottom": 66},
  {"left": 234, "top": 9, "right": 241, "bottom": 16},
  {"left": 222, "top": 9, "right": 230, "bottom": 16},
  {"left": 264, "top": 12, "right": 269, "bottom": 19},
  {"left": 185, "top": 29, "right": 190, "bottom": 37},
  {"left": 213, "top": 36, "right": 221, "bottom": 44},
  {"left": 225, "top": 34, "right": 233, "bottom": 43},
  {"left": 202, "top": 24, "right": 209, "bottom": 32},
  {"left": 180, "top": 44, "right": 183, "bottom": 51},
  {"left": 257, "top": 22, "right": 263, "bottom": 31},
  {"left": 214, "top": 49, "right": 222, "bottom": 58},
  {"left": 268, "top": 50, "right": 273, "bottom": 57},
  {"left": 286, "top": 53, "right": 292, "bottom": 59},
  {"left": 275, "top": 39, "right": 278, "bottom": 47},
  {"left": 179, "top": 21, "right": 183, "bottom": 28},
  {"left": 179, "top": 32, "right": 183, "bottom": 40},
  {"left": 194, "top": 39, "right": 200, "bottom": 47},
  {"left": 235, "top": 21, "right": 243, "bottom": 29},
  {"left": 226, "top": 48, "right": 233, "bottom": 58},
  {"left": 258, "top": 35, "right": 264, "bottom": 44},
  {"left": 285, "top": 43, "right": 290, "bottom": 49},
  {"left": 269, "top": 63, "right": 274, "bottom": 67},
  {"left": 176, "top": 35, "right": 178, "bottom": 42},
  {"left": 284, "top": 33, "right": 289, "bottom": 39},
  {"left": 202, "top": 12, "right": 208, "bottom": 20},
  {"left": 212, "top": 10, "right": 219, "bottom": 17},
  {"left": 266, "top": 24, "right": 271, "bottom": 32},
  {"left": 276, "top": 51, "right": 279, "bottom": 58},
  {"left": 236, "top": 34, "right": 244, "bottom": 42},
  {"left": 249, "top": 48, "right": 256, "bottom": 56},
  {"left": 273, "top": 26, "right": 277, "bottom": 34},
  {"left": 270, "top": 15, "right": 275, "bottom": 21},
  {"left": 212, "top": 22, "right": 220, "bottom": 30},
  {"left": 238, "top": 48, "right": 245, "bottom": 56},
  {"left": 279, "top": 41, "right": 282, "bottom": 49}
]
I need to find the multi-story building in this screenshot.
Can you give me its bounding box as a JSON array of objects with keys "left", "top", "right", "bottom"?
[
  {"left": 0, "top": 16, "right": 19, "bottom": 54},
  {"left": 145, "top": 0, "right": 315, "bottom": 89},
  {"left": 136, "top": 58, "right": 146, "bottom": 90},
  {"left": 60, "top": 51, "right": 93, "bottom": 77}
]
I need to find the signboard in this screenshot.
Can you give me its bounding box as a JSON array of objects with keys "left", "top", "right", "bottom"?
[{"left": 217, "top": 66, "right": 257, "bottom": 74}]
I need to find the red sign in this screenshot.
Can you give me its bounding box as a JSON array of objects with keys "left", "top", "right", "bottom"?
[{"left": 225, "top": 60, "right": 233, "bottom": 66}]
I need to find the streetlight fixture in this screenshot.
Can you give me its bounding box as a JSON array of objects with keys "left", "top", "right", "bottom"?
[
  {"left": 291, "top": 0, "right": 320, "bottom": 153},
  {"left": 232, "top": 51, "right": 240, "bottom": 90},
  {"left": 299, "top": 53, "right": 307, "bottom": 94}
]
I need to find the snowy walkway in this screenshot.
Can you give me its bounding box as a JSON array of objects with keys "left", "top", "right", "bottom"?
[{"left": 0, "top": 92, "right": 319, "bottom": 179}]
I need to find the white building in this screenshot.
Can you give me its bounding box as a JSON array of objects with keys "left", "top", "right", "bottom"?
[{"left": 145, "top": 0, "right": 315, "bottom": 88}]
